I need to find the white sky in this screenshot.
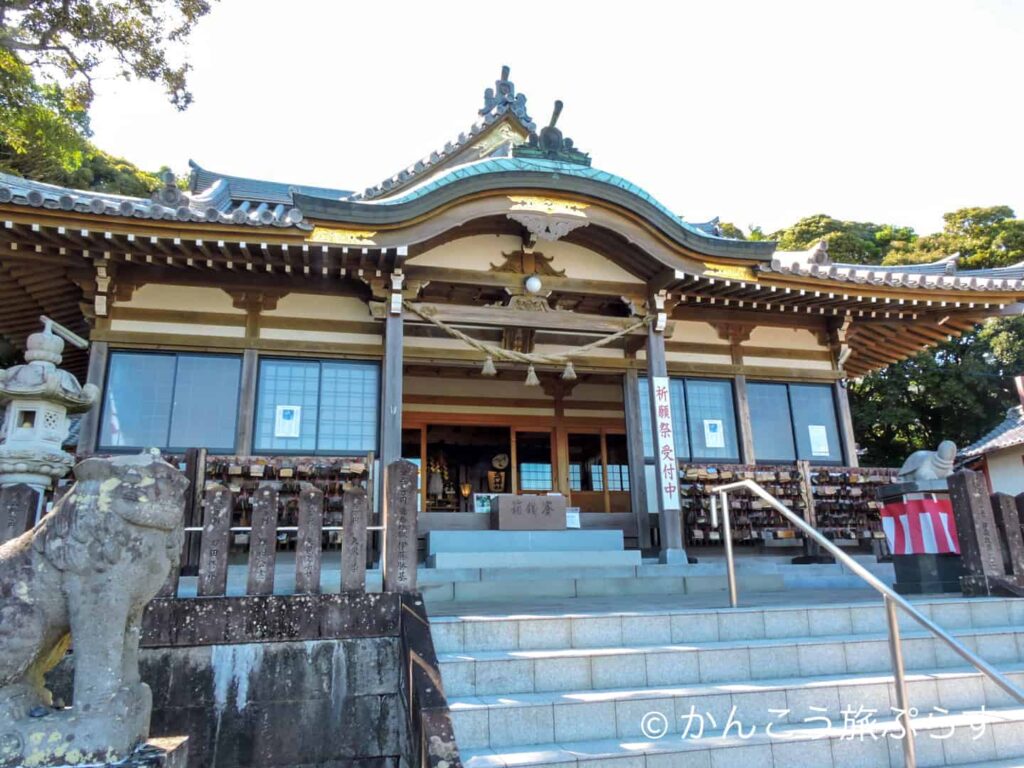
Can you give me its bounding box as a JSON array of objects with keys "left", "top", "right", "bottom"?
[{"left": 87, "top": 0, "right": 1024, "bottom": 236}]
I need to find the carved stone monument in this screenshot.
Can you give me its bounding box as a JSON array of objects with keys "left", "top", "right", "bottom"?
[
  {"left": 0, "top": 317, "right": 98, "bottom": 544},
  {"left": 880, "top": 441, "right": 962, "bottom": 594},
  {"left": 896, "top": 440, "right": 957, "bottom": 481},
  {"left": 383, "top": 459, "right": 418, "bottom": 593},
  {"left": 0, "top": 450, "right": 188, "bottom": 766},
  {"left": 949, "top": 469, "right": 1024, "bottom": 596}
]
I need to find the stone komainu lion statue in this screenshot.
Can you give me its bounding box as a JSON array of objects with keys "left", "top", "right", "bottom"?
[{"left": 0, "top": 450, "right": 187, "bottom": 767}]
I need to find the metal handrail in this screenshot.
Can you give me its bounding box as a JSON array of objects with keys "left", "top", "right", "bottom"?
[
  {"left": 182, "top": 525, "right": 385, "bottom": 533},
  {"left": 712, "top": 479, "right": 1024, "bottom": 768}
]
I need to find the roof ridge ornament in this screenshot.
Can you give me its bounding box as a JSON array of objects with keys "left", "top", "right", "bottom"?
[
  {"left": 480, "top": 65, "right": 534, "bottom": 128},
  {"left": 513, "top": 100, "right": 591, "bottom": 167},
  {"left": 151, "top": 170, "right": 187, "bottom": 209}
]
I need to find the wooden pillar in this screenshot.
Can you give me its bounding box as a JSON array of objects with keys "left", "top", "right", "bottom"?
[
  {"left": 834, "top": 380, "right": 858, "bottom": 467},
  {"left": 75, "top": 340, "right": 108, "bottom": 456},
  {"left": 380, "top": 275, "right": 404, "bottom": 470},
  {"left": 623, "top": 369, "right": 652, "bottom": 549},
  {"left": 646, "top": 294, "right": 685, "bottom": 564},
  {"left": 733, "top": 374, "right": 757, "bottom": 465},
  {"left": 180, "top": 447, "right": 207, "bottom": 575},
  {"left": 235, "top": 348, "right": 258, "bottom": 457}
]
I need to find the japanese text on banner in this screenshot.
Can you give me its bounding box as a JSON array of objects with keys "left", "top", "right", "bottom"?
[{"left": 652, "top": 376, "right": 680, "bottom": 511}]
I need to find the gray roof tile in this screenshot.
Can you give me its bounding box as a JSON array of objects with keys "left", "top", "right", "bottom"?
[
  {"left": 0, "top": 169, "right": 311, "bottom": 229},
  {"left": 961, "top": 406, "right": 1024, "bottom": 458}
]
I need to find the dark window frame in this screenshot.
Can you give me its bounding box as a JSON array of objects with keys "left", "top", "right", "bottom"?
[
  {"left": 748, "top": 380, "right": 845, "bottom": 466},
  {"left": 97, "top": 349, "right": 242, "bottom": 453},
  {"left": 252, "top": 356, "right": 381, "bottom": 457},
  {"left": 639, "top": 375, "right": 741, "bottom": 464}
]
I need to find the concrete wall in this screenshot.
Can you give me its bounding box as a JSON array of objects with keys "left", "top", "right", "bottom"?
[
  {"left": 50, "top": 638, "right": 406, "bottom": 768},
  {"left": 986, "top": 448, "right": 1024, "bottom": 496}
]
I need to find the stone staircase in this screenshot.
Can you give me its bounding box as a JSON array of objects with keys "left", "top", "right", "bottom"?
[
  {"left": 416, "top": 554, "right": 896, "bottom": 605},
  {"left": 434, "top": 596, "right": 1024, "bottom": 767}
]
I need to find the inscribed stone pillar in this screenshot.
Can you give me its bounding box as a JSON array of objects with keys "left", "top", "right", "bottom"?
[
  {"left": 0, "top": 483, "right": 39, "bottom": 544},
  {"left": 991, "top": 493, "right": 1024, "bottom": 583},
  {"left": 342, "top": 488, "right": 369, "bottom": 592},
  {"left": 295, "top": 483, "right": 323, "bottom": 594},
  {"left": 646, "top": 308, "right": 685, "bottom": 564},
  {"left": 197, "top": 483, "right": 232, "bottom": 597},
  {"left": 383, "top": 459, "right": 418, "bottom": 593},
  {"left": 948, "top": 469, "right": 1005, "bottom": 595},
  {"left": 247, "top": 483, "right": 279, "bottom": 595}
]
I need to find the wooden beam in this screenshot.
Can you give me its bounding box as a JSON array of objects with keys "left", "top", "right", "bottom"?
[
  {"left": 75, "top": 340, "right": 108, "bottom": 455},
  {"left": 379, "top": 281, "right": 404, "bottom": 469},
  {"left": 403, "top": 264, "right": 647, "bottom": 300},
  {"left": 395, "top": 301, "right": 648, "bottom": 335},
  {"left": 235, "top": 349, "right": 258, "bottom": 457},
  {"left": 733, "top": 374, "right": 757, "bottom": 464},
  {"left": 834, "top": 381, "right": 858, "bottom": 467},
  {"left": 645, "top": 299, "right": 685, "bottom": 562},
  {"left": 623, "top": 369, "right": 652, "bottom": 550}
]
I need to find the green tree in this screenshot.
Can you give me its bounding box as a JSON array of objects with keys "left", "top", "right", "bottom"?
[
  {"left": 885, "top": 206, "right": 1024, "bottom": 270},
  {"left": 771, "top": 213, "right": 916, "bottom": 265},
  {"left": 849, "top": 319, "right": 1024, "bottom": 466},
  {"left": 0, "top": 0, "right": 211, "bottom": 110},
  {"left": 850, "top": 205, "right": 1024, "bottom": 466},
  {"left": 718, "top": 221, "right": 746, "bottom": 240},
  {"left": 0, "top": 1, "right": 213, "bottom": 192}
]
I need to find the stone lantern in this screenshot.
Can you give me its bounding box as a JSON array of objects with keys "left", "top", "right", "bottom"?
[{"left": 0, "top": 317, "right": 98, "bottom": 490}]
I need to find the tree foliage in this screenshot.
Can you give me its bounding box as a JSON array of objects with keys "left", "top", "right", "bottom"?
[
  {"left": 0, "top": 1, "right": 213, "bottom": 193},
  {"left": 846, "top": 205, "right": 1024, "bottom": 466},
  {"left": 771, "top": 213, "right": 916, "bottom": 265},
  {"left": 0, "top": 47, "right": 159, "bottom": 191},
  {"left": 849, "top": 319, "right": 1024, "bottom": 466},
  {"left": 0, "top": 0, "right": 212, "bottom": 110}
]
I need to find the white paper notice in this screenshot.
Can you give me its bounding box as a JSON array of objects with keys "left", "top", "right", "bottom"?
[
  {"left": 274, "top": 405, "right": 302, "bottom": 438},
  {"left": 808, "top": 424, "right": 830, "bottom": 456},
  {"left": 651, "top": 376, "right": 681, "bottom": 511},
  {"left": 703, "top": 419, "right": 725, "bottom": 449},
  {"left": 566, "top": 507, "right": 581, "bottom": 529}
]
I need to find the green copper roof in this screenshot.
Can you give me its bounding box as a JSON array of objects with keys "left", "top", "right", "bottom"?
[{"left": 383, "top": 156, "right": 715, "bottom": 239}]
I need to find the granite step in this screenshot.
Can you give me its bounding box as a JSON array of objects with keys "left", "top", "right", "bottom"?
[
  {"left": 458, "top": 704, "right": 1024, "bottom": 768},
  {"left": 432, "top": 597, "right": 1024, "bottom": 654},
  {"left": 449, "top": 663, "right": 1024, "bottom": 749},
  {"left": 429, "top": 549, "right": 643, "bottom": 569},
  {"left": 426, "top": 530, "right": 629, "bottom": 554},
  {"left": 439, "top": 624, "right": 1024, "bottom": 698},
  {"left": 419, "top": 568, "right": 791, "bottom": 604}
]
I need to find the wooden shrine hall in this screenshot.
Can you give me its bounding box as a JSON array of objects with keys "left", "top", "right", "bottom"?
[{"left": 1, "top": 65, "right": 1023, "bottom": 562}]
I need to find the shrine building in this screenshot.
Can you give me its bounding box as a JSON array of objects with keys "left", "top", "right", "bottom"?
[{"left": 2, "top": 66, "right": 1023, "bottom": 562}]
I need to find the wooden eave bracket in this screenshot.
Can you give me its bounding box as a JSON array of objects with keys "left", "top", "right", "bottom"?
[
  {"left": 226, "top": 289, "right": 289, "bottom": 313},
  {"left": 710, "top": 320, "right": 754, "bottom": 345}
]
